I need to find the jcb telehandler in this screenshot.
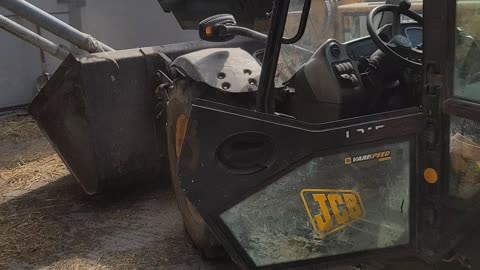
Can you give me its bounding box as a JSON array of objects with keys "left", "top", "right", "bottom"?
[
  {"left": 161, "top": 1, "right": 480, "bottom": 269},
  {"left": 1, "top": 0, "right": 480, "bottom": 269}
]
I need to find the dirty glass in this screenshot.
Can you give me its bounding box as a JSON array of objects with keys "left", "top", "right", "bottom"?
[
  {"left": 454, "top": 0, "right": 480, "bottom": 101},
  {"left": 450, "top": 116, "right": 480, "bottom": 200},
  {"left": 275, "top": 0, "right": 423, "bottom": 84},
  {"left": 221, "top": 141, "right": 411, "bottom": 267}
]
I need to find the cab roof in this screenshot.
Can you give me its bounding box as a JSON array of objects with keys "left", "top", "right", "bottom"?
[{"left": 157, "top": 0, "right": 272, "bottom": 29}]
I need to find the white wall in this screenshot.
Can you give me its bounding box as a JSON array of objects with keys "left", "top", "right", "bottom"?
[
  {"left": 80, "top": 0, "right": 198, "bottom": 49},
  {"left": 0, "top": 0, "right": 198, "bottom": 110},
  {"left": 0, "top": 0, "right": 70, "bottom": 109}
]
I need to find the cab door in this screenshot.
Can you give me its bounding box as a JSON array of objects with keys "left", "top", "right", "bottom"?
[
  {"left": 179, "top": 99, "right": 424, "bottom": 269},
  {"left": 422, "top": 0, "right": 480, "bottom": 267}
]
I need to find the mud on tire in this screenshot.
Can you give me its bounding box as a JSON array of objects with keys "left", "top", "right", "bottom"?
[{"left": 166, "top": 78, "right": 226, "bottom": 259}]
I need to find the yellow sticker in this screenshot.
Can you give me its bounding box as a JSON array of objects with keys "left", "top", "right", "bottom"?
[
  {"left": 345, "top": 151, "right": 392, "bottom": 165},
  {"left": 301, "top": 189, "right": 365, "bottom": 239}
]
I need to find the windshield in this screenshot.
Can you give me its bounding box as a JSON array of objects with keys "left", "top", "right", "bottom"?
[{"left": 276, "top": 0, "right": 424, "bottom": 85}]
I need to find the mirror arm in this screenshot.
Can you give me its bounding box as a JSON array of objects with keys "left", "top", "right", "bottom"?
[
  {"left": 222, "top": 25, "right": 268, "bottom": 42},
  {"left": 282, "top": 0, "right": 312, "bottom": 44}
]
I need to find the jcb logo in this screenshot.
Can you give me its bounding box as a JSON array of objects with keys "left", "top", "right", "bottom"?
[{"left": 301, "top": 189, "right": 365, "bottom": 238}]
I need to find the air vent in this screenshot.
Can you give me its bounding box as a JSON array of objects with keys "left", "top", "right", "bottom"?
[{"left": 216, "top": 132, "right": 275, "bottom": 175}]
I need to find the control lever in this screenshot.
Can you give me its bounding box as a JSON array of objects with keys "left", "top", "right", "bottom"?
[
  {"left": 399, "top": 0, "right": 412, "bottom": 11},
  {"left": 340, "top": 74, "right": 359, "bottom": 87},
  {"left": 334, "top": 61, "right": 360, "bottom": 87}
]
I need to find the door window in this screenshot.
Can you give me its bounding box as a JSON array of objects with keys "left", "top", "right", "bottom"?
[
  {"left": 449, "top": 0, "right": 480, "bottom": 200},
  {"left": 221, "top": 141, "right": 411, "bottom": 266},
  {"left": 454, "top": 0, "right": 480, "bottom": 101}
]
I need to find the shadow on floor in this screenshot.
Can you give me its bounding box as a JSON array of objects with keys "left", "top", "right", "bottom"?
[{"left": 0, "top": 175, "right": 237, "bottom": 270}]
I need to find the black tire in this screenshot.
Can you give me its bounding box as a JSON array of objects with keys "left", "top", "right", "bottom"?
[{"left": 166, "top": 79, "right": 226, "bottom": 259}]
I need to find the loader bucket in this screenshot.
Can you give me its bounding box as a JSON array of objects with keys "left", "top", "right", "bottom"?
[
  {"left": 28, "top": 37, "right": 265, "bottom": 195},
  {"left": 29, "top": 48, "right": 170, "bottom": 195}
]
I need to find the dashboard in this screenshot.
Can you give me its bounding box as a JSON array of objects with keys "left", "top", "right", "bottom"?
[
  {"left": 289, "top": 23, "right": 423, "bottom": 123},
  {"left": 405, "top": 27, "right": 423, "bottom": 47},
  {"left": 346, "top": 23, "right": 423, "bottom": 60}
]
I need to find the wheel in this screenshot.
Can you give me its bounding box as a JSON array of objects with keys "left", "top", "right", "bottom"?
[{"left": 166, "top": 78, "right": 226, "bottom": 259}]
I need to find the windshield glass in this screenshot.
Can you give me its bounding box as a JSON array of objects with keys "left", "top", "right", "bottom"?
[{"left": 276, "top": 0, "right": 424, "bottom": 85}]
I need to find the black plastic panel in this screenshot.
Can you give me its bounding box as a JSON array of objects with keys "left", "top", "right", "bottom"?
[
  {"left": 178, "top": 99, "right": 425, "bottom": 269},
  {"left": 157, "top": 0, "right": 272, "bottom": 30}
]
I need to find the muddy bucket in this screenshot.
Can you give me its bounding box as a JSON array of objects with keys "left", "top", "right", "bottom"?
[{"left": 29, "top": 48, "right": 170, "bottom": 195}]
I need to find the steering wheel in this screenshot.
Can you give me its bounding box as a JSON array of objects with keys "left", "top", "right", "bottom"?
[{"left": 367, "top": 0, "right": 423, "bottom": 68}]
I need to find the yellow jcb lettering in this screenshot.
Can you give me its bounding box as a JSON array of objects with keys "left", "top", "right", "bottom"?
[
  {"left": 328, "top": 194, "right": 349, "bottom": 225},
  {"left": 343, "top": 193, "right": 363, "bottom": 219},
  {"left": 313, "top": 194, "right": 333, "bottom": 232}
]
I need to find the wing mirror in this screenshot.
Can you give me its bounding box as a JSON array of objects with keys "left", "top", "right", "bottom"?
[
  {"left": 199, "top": 14, "right": 267, "bottom": 43},
  {"left": 199, "top": 14, "right": 238, "bottom": 42}
]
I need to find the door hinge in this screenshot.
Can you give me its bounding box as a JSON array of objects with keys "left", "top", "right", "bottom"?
[{"left": 425, "top": 63, "right": 444, "bottom": 95}]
